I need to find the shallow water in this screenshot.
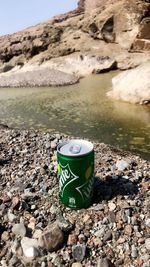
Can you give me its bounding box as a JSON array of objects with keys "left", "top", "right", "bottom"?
[{"left": 0, "top": 72, "right": 150, "bottom": 159}]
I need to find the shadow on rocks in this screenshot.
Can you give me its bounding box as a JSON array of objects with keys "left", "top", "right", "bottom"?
[{"left": 93, "top": 175, "right": 139, "bottom": 203}]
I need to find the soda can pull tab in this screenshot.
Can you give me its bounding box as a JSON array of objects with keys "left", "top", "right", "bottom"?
[{"left": 70, "top": 144, "right": 81, "bottom": 154}]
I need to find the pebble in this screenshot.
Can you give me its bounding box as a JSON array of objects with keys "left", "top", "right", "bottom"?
[
  {"left": 67, "top": 234, "right": 78, "bottom": 246},
  {"left": 116, "top": 159, "right": 129, "bottom": 171},
  {"left": 131, "top": 244, "right": 138, "bottom": 258},
  {"left": 72, "top": 244, "right": 86, "bottom": 262},
  {"left": 7, "top": 210, "right": 16, "bottom": 222},
  {"left": 39, "top": 223, "right": 64, "bottom": 251},
  {"left": 21, "top": 237, "right": 39, "bottom": 258},
  {"left": 97, "top": 257, "right": 113, "bottom": 267},
  {"left": 103, "top": 231, "right": 112, "bottom": 242},
  {"left": 12, "top": 223, "right": 26, "bottom": 237},
  {"left": 145, "top": 218, "right": 150, "bottom": 227},
  {"left": 108, "top": 202, "right": 116, "bottom": 211},
  {"left": 145, "top": 238, "right": 150, "bottom": 250},
  {"left": 1, "top": 231, "right": 10, "bottom": 241},
  {"left": 72, "top": 263, "right": 82, "bottom": 267}
]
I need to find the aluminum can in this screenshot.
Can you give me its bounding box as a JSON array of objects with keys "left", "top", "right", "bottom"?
[{"left": 57, "top": 139, "right": 94, "bottom": 209}]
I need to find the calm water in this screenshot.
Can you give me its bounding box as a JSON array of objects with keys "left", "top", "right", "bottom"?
[{"left": 0, "top": 72, "right": 150, "bottom": 159}]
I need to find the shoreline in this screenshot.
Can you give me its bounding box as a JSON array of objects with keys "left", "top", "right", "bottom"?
[{"left": 0, "top": 127, "right": 149, "bottom": 266}]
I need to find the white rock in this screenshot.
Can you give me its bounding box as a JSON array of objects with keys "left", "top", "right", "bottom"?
[
  {"left": 108, "top": 62, "right": 150, "bottom": 104},
  {"left": 108, "top": 202, "right": 116, "bottom": 211},
  {"left": 21, "top": 237, "right": 39, "bottom": 258},
  {"left": 23, "top": 247, "right": 39, "bottom": 258},
  {"left": 116, "top": 160, "right": 129, "bottom": 171}
]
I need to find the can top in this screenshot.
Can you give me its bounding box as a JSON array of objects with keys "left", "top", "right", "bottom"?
[{"left": 57, "top": 139, "right": 94, "bottom": 157}]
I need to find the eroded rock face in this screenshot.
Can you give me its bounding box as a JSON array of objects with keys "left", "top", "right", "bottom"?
[
  {"left": 131, "top": 17, "right": 150, "bottom": 51},
  {"left": 0, "top": 0, "right": 149, "bottom": 70}
]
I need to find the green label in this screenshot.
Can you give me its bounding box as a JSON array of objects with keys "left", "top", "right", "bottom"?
[{"left": 58, "top": 163, "right": 93, "bottom": 207}]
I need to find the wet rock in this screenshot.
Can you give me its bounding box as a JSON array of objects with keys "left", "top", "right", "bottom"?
[{"left": 39, "top": 223, "right": 64, "bottom": 251}]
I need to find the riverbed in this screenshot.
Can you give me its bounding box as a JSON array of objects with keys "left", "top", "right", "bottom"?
[{"left": 0, "top": 72, "right": 150, "bottom": 159}]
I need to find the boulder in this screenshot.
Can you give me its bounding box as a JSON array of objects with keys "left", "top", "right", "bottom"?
[{"left": 107, "top": 62, "right": 150, "bottom": 104}]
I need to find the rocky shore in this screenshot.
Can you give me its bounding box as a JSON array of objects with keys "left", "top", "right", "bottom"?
[{"left": 0, "top": 126, "right": 149, "bottom": 267}]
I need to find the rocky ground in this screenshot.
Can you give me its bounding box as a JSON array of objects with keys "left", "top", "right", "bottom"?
[{"left": 0, "top": 126, "right": 149, "bottom": 267}]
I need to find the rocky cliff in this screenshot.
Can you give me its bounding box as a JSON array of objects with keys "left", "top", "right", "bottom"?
[
  {"left": 0, "top": 0, "right": 150, "bottom": 101},
  {"left": 0, "top": 0, "right": 149, "bottom": 70}
]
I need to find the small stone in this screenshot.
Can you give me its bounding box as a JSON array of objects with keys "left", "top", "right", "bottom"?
[
  {"left": 108, "top": 202, "right": 116, "bottom": 211},
  {"left": 33, "top": 229, "right": 42, "bottom": 239},
  {"left": 82, "top": 214, "right": 90, "bottom": 223},
  {"left": 21, "top": 237, "right": 39, "bottom": 258},
  {"left": 67, "top": 234, "right": 78, "bottom": 246},
  {"left": 72, "top": 244, "right": 86, "bottom": 262},
  {"left": 131, "top": 244, "right": 138, "bottom": 258},
  {"left": 51, "top": 141, "right": 57, "bottom": 149},
  {"left": 41, "top": 262, "right": 46, "bottom": 267},
  {"left": 62, "top": 251, "right": 70, "bottom": 261},
  {"left": 145, "top": 218, "right": 150, "bottom": 227},
  {"left": 103, "top": 231, "right": 112, "bottom": 242},
  {"left": 57, "top": 215, "right": 73, "bottom": 231},
  {"left": 117, "top": 236, "right": 125, "bottom": 244},
  {"left": 124, "top": 224, "right": 132, "bottom": 236},
  {"left": 97, "top": 257, "right": 113, "bottom": 267},
  {"left": 89, "top": 204, "right": 104, "bottom": 211},
  {"left": 12, "top": 196, "right": 20, "bottom": 209},
  {"left": 145, "top": 238, "right": 150, "bottom": 250},
  {"left": 72, "top": 263, "right": 83, "bottom": 267},
  {"left": 1, "top": 231, "right": 9, "bottom": 241},
  {"left": 7, "top": 210, "right": 16, "bottom": 222},
  {"left": 51, "top": 155, "right": 57, "bottom": 161},
  {"left": 39, "top": 223, "right": 64, "bottom": 252},
  {"left": 92, "top": 237, "right": 103, "bottom": 247},
  {"left": 116, "top": 160, "right": 129, "bottom": 171},
  {"left": 12, "top": 223, "right": 26, "bottom": 237},
  {"left": 28, "top": 217, "right": 36, "bottom": 231},
  {"left": 94, "top": 227, "right": 106, "bottom": 238},
  {"left": 45, "top": 142, "right": 51, "bottom": 149},
  {"left": 78, "top": 234, "right": 86, "bottom": 243},
  {"left": 23, "top": 247, "right": 39, "bottom": 258}
]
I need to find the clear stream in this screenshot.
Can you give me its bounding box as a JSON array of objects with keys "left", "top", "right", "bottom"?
[{"left": 0, "top": 72, "right": 150, "bottom": 159}]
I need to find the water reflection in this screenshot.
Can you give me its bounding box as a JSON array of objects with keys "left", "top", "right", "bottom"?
[{"left": 0, "top": 72, "right": 150, "bottom": 159}]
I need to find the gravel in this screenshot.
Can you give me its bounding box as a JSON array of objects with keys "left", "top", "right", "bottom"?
[{"left": 0, "top": 127, "right": 149, "bottom": 267}]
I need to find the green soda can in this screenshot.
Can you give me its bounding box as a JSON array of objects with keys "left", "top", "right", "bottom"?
[{"left": 57, "top": 139, "right": 94, "bottom": 209}]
